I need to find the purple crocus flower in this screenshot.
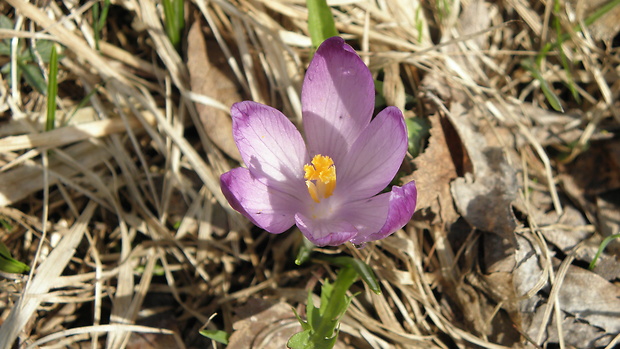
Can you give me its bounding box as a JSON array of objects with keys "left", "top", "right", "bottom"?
[{"left": 220, "top": 37, "right": 417, "bottom": 247}]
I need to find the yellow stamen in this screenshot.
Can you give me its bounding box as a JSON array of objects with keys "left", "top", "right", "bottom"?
[{"left": 304, "top": 155, "right": 337, "bottom": 203}]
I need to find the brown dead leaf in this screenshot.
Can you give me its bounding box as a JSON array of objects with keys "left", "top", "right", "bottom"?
[
  {"left": 525, "top": 260, "right": 620, "bottom": 348},
  {"left": 567, "top": 0, "right": 620, "bottom": 41},
  {"left": 448, "top": 103, "right": 519, "bottom": 247},
  {"left": 408, "top": 113, "right": 461, "bottom": 225},
  {"left": 560, "top": 140, "right": 620, "bottom": 253},
  {"left": 187, "top": 20, "right": 242, "bottom": 162},
  {"left": 596, "top": 191, "right": 620, "bottom": 253},
  {"left": 127, "top": 312, "right": 182, "bottom": 349},
  {"left": 561, "top": 140, "right": 620, "bottom": 196},
  {"left": 228, "top": 298, "right": 351, "bottom": 349},
  {"left": 227, "top": 298, "right": 301, "bottom": 349}
]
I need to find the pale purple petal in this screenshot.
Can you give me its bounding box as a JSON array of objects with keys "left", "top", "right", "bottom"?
[
  {"left": 221, "top": 167, "right": 302, "bottom": 234},
  {"left": 295, "top": 212, "right": 357, "bottom": 247},
  {"left": 336, "top": 106, "right": 407, "bottom": 200},
  {"left": 338, "top": 194, "right": 390, "bottom": 239},
  {"left": 232, "top": 101, "right": 308, "bottom": 195},
  {"left": 302, "top": 37, "right": 375, "bottom": 165},
  {"left": 350, "top": 181, "right": 417, "bottom": 245}
]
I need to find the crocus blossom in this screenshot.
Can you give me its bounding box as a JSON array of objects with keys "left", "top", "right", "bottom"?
[{"left": 220, "top": 37, "right": 417, "bottom": 247}]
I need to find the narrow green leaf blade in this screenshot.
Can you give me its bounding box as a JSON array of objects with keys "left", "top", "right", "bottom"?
[
  {"left": 0, "top": 242, "right": 30, "bottom": 274},
  {"left": 405, "top": 117, "right": 431, "bottom": 158},
  {"left": 521, "top": 59, "right": 564, "bottom": 112},
  {"left": 163, "top": 0, "right": 185, "bottom": 49},
  {"left": 46, "top": 44, "right": 59, "bottom": 131},
  {"left": 306, "top": 0, "right": 339, "bottom": 48},
  {"left": 589, "top": 233, "right": 620, "bottom": 270},
  {"left": 198, "top": 329, "right": 229, "bottom": 345}
]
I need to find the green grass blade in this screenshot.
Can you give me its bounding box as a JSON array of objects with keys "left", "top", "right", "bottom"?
[
  {"left": 306, "top": 0, "right": 339, "bottom": 48},
  {"left": 61, "top": 83, "right": 105, "bottom": 128},
  {"left": 163, "top": 0, "right": 185, "bottom": 49},
  {"left": 199, "top": 329, "right": 229, "bottom": 344},
  {"left": 93, "top": 0, "right": 111, "bottom": 51},
  {"left": 0, "top": 242, "right": 30, "bottom": 274},
  {"left": 552, "top": 0, "right": 580, "bottom": 103},
  {"left": 588, "top": 233, "right": 620, "bottom": 270},
  {"left": 521, "top": 59, "right": 564, "bottom": 112},
  {"left": 46, "top": 44, "right": 58, "bottom": 132}
]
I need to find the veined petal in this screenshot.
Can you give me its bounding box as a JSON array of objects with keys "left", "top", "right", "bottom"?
[
  {"left": 221, "top": 168, "right": 302, "bottom": 234},
  {"left": 338, "top": 194, "right": 390, "bottom": 240},
  {"left": 295, "top": 212, "right": 357, "bottom": 247},
  {"left": 337, "top": 106, "right": 407, "bottom": 200},
  {"left": 302, "top": 37, "right": 375, "bottom": 165},
  {"left": 350, "top": 181, "right": 417, "bottom": 245},
  {"left": 232, "top": 101, "right": 308, "bottom": 195}
]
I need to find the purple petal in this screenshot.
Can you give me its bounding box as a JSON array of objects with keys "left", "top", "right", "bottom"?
[
  {"left": 294, "top": 212, "right": 357, "bottom": 247},
  {"left": 350, "top": 181, "right": 417, "bottom": 245},
  {"left": 302, "top": 37, "right": 375, "bottom": 165},
  {"left": 232, "top": 101, "right": 308, "bottom": 195},
  {"left": 338, "top": 194, "right": 390, "bottom": 239},
  {"left": 221, "top": 167, "right": 302, "bottom": 234},
  {"left": 336, "top": 106, "right": 407, "bottom": 201}
]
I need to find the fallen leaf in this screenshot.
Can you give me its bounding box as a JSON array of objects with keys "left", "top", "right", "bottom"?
[
  {"left": 561, "top": 140, "right": 620, "bottom": 196},
  {"left": 596, "top": 190, "right": 620, "bottom": 253},
  {"left": 187, "top": 20, "right": 242, "bottom": 161},
  {"left": 524, "top": 260, "right": 620, "bottom": 348},
  {"left": 127, "top": 312, "right": 181, "bottom": 349},
  {"left": 227, "top": 298, "right": 301, "bottom": 349},
  {"left": 448, "top": 103, "right": 519, "bottom": 247},
  {"left": 407, "top": 112, "right": 461, "bottom": 225}
]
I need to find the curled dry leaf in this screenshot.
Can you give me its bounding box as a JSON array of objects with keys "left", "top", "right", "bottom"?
[
  {"left": 227, "top": 299, "right": 300, "bottom": 349},
  {"left": 187, "top": 20, "right": 242, "bottom": 162},
  {"left": 407, "top": 112, "right": 460, "bottom": 226},
  {"left": 448, "top": 103, "right": 519, "bottom": 246}
]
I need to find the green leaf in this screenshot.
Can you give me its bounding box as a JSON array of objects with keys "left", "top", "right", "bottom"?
[
  {"left": 551, "top": 0, "right": 580, "bottom": 103},
  {"left": 289, "top": 267, "right": 358, "bottom": 349},
  {"left": 316, "top": 255, "right": 381, "bottom": 294},
  {"left": 405, "top": 117, "right": 430, "bottom": 158},
  {"left": 93, "top": 0, "right": 111, "bottom": 51},
  {"left": 198, "top": 329, "right": 229, "bottom": 345},
  {"left": 589, "top": 233, "right": 620, "bottom": 270},
  {"left": 287, "top": 330, "right": 311, "bottom": 349},
  {"left": 0, "top": 241, "right": 30, "bottom": 274},
  {"left": 521, "top": 59, "right": 564, "bottom": 112},
  {"left": 0, "top": 15, "right": 13, "bottom": 57},
  {"left": 306, "top": 0, "right": 339, "bottom": 48},
  {"left": 46, "top": 43, "right": 59, "bottom": 131},
  {"left": 20, "top": 62, "right": 47, "bottom": 95},
  {"left": 0, "top": 14, "right": 13, "bottom": 30},
  {"left": 33, "top": 40, "right": 62, "bottom": 63},
  {"left": 313, "top": 267, "right": 356, "bottom": 337},
  {"left": 163, "top": 0, "right": 185, "bottom": 49},
  {"left": 0, "top": 218, "right": 13, "bottom": 230},
  {"left": 295, "top": 235, "right": 315, "bottom": 265}
]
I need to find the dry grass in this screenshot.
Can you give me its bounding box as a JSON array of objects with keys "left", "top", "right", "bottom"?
[{"left": 1, "top": 0, "right": 619, "bottom": 348}]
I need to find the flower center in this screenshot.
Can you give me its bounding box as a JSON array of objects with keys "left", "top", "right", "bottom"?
[{"left": 304, "top": 154, "right": 337, "bottom": 203}]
